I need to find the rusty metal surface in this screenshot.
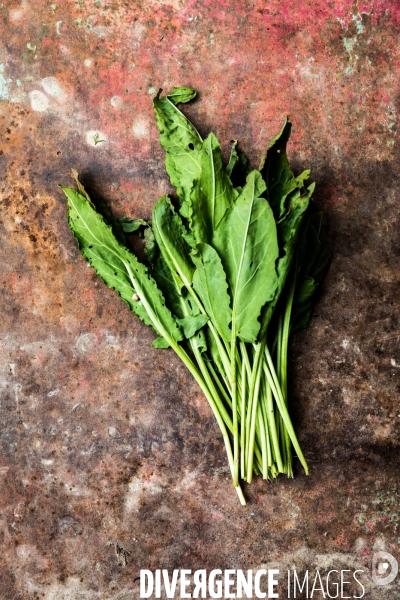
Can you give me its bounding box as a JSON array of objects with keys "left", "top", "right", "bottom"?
[{"left": 1, "top": 0, "right": 400, "bottom": 598}]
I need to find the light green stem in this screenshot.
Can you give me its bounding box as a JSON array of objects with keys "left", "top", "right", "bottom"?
[
  {"left": 264, "top": 346, "right": 309, "bottom": 475},
  {"left": 246, "top": 341, "right": 264, "bottom": 483},
  {"left": 264, "top": 376, "right": 283, "bottom": 472},
  {"left": 240, "top": 355, "right": 247, "bottom": 480},
  {"left": 230, "top": 329, "right": 239, "bottom": 487},
  {"left": 173, "top": 339, "right": 246, "bottom": 504}
]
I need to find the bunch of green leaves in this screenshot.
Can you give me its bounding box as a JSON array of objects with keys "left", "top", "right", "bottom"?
[{"left": 60, "top": 87, "right": 331, "bottom": 505}]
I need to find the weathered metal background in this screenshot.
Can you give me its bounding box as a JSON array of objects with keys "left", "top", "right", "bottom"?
[{"left": 1, "top": 0, "right": 400, "bottom": 598}]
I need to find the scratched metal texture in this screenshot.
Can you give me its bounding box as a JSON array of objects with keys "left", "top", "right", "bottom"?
[{"left": 0, "top": 1, "right": 400, "bottom": 598}]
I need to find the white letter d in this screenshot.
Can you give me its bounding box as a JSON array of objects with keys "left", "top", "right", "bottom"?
[{"left": 140, "top": 570, "right": 154, "bottom": 598}]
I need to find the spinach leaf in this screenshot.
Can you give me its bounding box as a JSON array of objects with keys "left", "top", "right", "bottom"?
[
  {"left": 259, "top": 118, "right": 310, "bottom": 220},
  {"left": 61, "top": 186, "right": 183, "bottom": 345},
  {"left": 291, "top": 212, "right": 332, "bottom": 332},
  {"left": 153, "top": 89, "right": 202, "bottom": 218},
  {"left": 259, "top": 183, "right": 315, "bottom": 339},
  {"left": 189, "top": 133, "right": 237, "bottom": 245},
  {"left": 152, "top": 195, "right": 195, "bottom": 291},
  {"left": 192, "top": 242, "right": 232, "bottom": 343},
  {"left": 213, "top": 170, "right": 279, "bottom": 343},
  {"left": 167, "top": 86, "right": 197, "bottom": 105},
  {"left": 226, "top": 140, "right": 251, "bottom": 189},
  {"left": 117, "top": 217, "right": 149, "bottom": 233}
]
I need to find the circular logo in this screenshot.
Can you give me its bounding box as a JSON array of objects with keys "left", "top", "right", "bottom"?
[{"left": 372, "top": 552, "right": 398, "bottom": 586}]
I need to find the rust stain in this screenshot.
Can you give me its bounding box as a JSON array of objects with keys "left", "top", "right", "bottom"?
[{"left": 1, "top": 0, "right": 400, "bottom": 597}]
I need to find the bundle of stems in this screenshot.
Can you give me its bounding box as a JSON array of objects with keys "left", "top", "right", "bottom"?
[{"left": 61, "top": 86, "right": 331, "bottom": 504}]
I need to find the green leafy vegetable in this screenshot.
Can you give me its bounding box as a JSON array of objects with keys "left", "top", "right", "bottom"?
[
  {"left": 117, "top": 217, "right": 148, "bottom": 233},
  {"left": 60, "top": 86, "right": 332, "bottom": 505},
  {"left": 213, "top": 170, "right": 279, "bottom": 343},
  {"left": 167, "top": 86, "right": 197, "bottom": 105}
]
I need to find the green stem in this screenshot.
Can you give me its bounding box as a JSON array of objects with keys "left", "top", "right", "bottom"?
[
  {"left": 281, "top": 276, "right": 297, "bottom": 477},
  {"left": 190, "top": 340, "right": 233, "bottom": 434},
  {"left": 240, "top": 354, "right": 247, "bottom": 480},
  {"left": 240, "top": 341, "right": 252, "bottom": 380},
  {"left": 259, "top": 376, "right": 272, "bottom": 469},
  {"left": 264, "top": 345, "right": 309, "bottom": 475},
  {"left": 246, "top": 341, "right": 265, "bottom": 483},
  {"left": 264, "top": 375, "right": 283, "bottom": 472},
  {"left": 257, "top": 403, "right": 268, "bottom": 479},
  {"left": 230, "top": 329, "right": 239, "bottom": 487},
  {"left": 206, "top": 359, "right": 232, "bottom": 408},
  {"left": 173, "top": 339, "right": 246, "bottom": 504}
]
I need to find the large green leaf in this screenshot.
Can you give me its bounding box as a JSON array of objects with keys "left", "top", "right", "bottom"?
[
  {"left": 61, "top": 186, "right": 183, "bottom": 345},
  {"left": 149, "top": 239, "right": 185, "bottom": 319},
  {"left": 151, "top": 196, "right": 209, "bottom": 343},
  {"left": 258, "top": 183, "right": 315, "bottom": 338},
  {"left": 291, "top": 212, "right": 332, "bottom": 332},
  {"left": 152, "top": 195, "right": 195, "bottom": 291},
  {"left": 259, "top": 118, "right": 310, "bottom": 220},
  {"left": 70, "top": 169, "right": 127, "bottom": 244},
  {"left": 189, "top": 133, "right": 237, "bottom": 245},
  {"left": 212, "top": 170, "right": 279, "bottom": 343},
  {"left": 153, "top": 90, "right": 202, "bottom": 217},
  {"left": 192, "top": 242, "right": 232, "bottom": 343},
  {"left": 226, "top": 140, "right": 251, "bottom": 190}
]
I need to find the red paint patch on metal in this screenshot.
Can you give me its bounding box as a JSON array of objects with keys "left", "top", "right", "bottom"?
[{"left": 1, "top": 0, "right": 400, "bottom": 597}]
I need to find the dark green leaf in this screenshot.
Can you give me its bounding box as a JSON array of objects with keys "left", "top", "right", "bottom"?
[
  {"left": 153, "top": 90, "right": 202, "bottom": 216},
  {"left": 152, "top": 336, "right": 170, "bottom": 348},
  {"left": 167, "top": 86, "right": 197, "bottom": 105},
  {"left": 192, "top": 242, "right": 232, "bottom": 343},
  {"left": 150, "top": 199, "right": 210, "bottom": 343},
  {"left": 176, "top": 314, "right": 209, "bottom": 338},
  {"left": 259, "top": 118, "right": 310, "bottom": 220},
  {"left": 291, "top": 212, "right": 332, "bottom": 332},
  {"left": 143, "top": 226, "right": 158, "bottom": 264},
  {"left": 189, "top": 132, "right": 237, "bottom": 245},
  {"left": 61, "top": 186, "right": 183, "bottom": 345},
  {"left": 226, "top": 140, "right": 251, "bottom": 189},
  {"left": 259, "top": 183, "right": 315, "bottom": 338},
  {"left": 259, "top": 118, "right": 293, "bottom": 219},
  {"left": 212, "top": 170, "right": 279, "bottom": 342},
  {"left": 118, "top": 218, "right": 148, "bottom": 233},
  {"left": 152, "top": 195, "right": 195, "bottom": 291},
  {"left": 226, "top": 140, "right": 239, "bottom": 177}
]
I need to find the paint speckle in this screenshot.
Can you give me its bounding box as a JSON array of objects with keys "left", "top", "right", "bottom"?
[
  {"left": 41, "top": 76, "right": 63, "bottom": 100},
  {"left": 0, "top": 64, "right": 9, "bottom": 100},
  {"left": 148, "top": 87, "right": 156, "bottom": 94},
  {"left": 55, "top": 20, "right": 62, "bottom": 35},
  {"left": 84, "top": 58, "right": 92, "bottom": 67},
  {"left": 352, "top": 14, "right": 364, "bottom": 35},
  {"left": 29, "top": 90, "right": 49, "bottom": 112},
  {"left": 108, "top": 426, "right": 121, "bottom": 438},
  {"left": 10, "top": 1, "right": 28, "bottom": 22},
  {"left": 110, "top": 95, "right": 123, "bottom": 108},
  {"left": 132, "top": 119, "right": 149, "bottom": 137},
  {"left": 26, "top": 42, "right": 36, "bottom": 53},
  {"left": 86, "top": 130, "right": 108, "bottom": 147}
]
